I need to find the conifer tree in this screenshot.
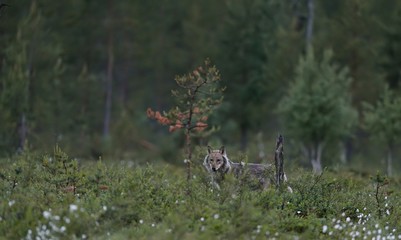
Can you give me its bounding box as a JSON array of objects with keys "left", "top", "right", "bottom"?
[
  {"left": 147, "top": 59, "right": 224, "bottom": 182},
  {"left": 363, "top": 86, "right": 401, "bottom": 176},
  {"left": 218, "top": 0, "right": 278, "bottom": 149},
  {"left": 278, "top": 49, "right": 357, "bottom": 173}
]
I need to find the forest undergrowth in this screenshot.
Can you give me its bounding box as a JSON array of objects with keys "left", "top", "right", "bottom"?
[{"left": 0, "top": 146, "right": 400, "bottom": 240}]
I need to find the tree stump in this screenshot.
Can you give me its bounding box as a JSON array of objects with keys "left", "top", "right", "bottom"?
[{"left": 275, "top": 134, "right": 285, "bottom": 189}]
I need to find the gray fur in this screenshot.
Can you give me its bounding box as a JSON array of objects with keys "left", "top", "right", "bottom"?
[{"left": 204, "top": 146, "right": 292, "bottom": 192}]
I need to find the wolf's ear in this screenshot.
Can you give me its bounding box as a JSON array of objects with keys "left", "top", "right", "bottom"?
[
  {"left": 219, "top": 146, "right": 226, "bottom": 155},
  {"left": 207, "top": 146, "right": 212, "bottom": 154}
]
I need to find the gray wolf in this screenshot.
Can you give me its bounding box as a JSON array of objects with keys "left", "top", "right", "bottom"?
[{"left": 203, "top": 146, "right": 292, "bottom": 192}]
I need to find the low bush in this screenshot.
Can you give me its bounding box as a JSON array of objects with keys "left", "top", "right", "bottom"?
[{"left": 0, "top": 147, "right": 400, "bottom": 239}]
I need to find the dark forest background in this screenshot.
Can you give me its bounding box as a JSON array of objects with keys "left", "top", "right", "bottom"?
[{"left": 1, "top": 0, "right": 401, "bottom": 174}]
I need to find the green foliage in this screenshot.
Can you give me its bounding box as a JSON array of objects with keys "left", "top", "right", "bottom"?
[
  {"left": 277, "top": 49, "right": 357, "bottom": 172},
  {"left": 41, "top": 145, "right": 86, "bottom": 195},
  {"left": 0, "top": 10, "right": 32, "bottom": 152},
  {"left": 218, "top": 0, "right": 279, "bottom": 141},
  {"left": 371, "top": 172, "right": 390, "bottom": 218},
  {"left": 316, "top": 1, "right": 384, "bottom": 104},
  {"left": 0, "top": 0, "right": 400, "bottom": 170},
  {"left": 170, "top": 59, "right": 224, "bottom": 134},
  {"left": 147, "top": 59, "right": 224, "bottom": 180},
  {"left": 148, "top": 59, "right": 224, "bottom": 135},
  {"left": 278, "top": 49, "right": 357, "bottom": 143},
  {"left": 363, "top": 86, "right": 401, "bottom": 176},
  {"left": 380, "top": 2, "right": 401, "bottom": 89},
  {"left": 1, "top": 148, "right": 401, "bottom": 239},
  {"left": 363, "top": 86, "right": 401, "bottom": 147}
]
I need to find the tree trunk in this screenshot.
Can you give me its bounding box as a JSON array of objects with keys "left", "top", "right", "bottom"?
[
  {"left": 310, "top": 142, "right": 323, "bottom": 174},
  {"left": 257, "top": 132, "right": 265, "bottom": 161},
  {"left": 20, "top": 38, "right": 33, "bottom": 152},
  {"left": 18, "top": 113, "right": 27, "bottom": 151},
  {"left": 103, "top": 0, "right": 114, "bottom": 140},
  {"left": 339, "top": 141, "right": 347, "bottom": 164},
  {"left": 306, "top": 0, "right": 314, "bottom": 49},
  {"left": 185, "top": 128, "right": 192, "bottom": 181}
]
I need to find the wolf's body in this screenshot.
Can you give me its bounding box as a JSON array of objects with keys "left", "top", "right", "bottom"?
[{"left": 203, "top": 146, "right": 291, "bottom": 191}]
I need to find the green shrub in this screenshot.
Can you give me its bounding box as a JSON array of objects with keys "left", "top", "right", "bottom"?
[{"left": 0, "top": 147, "right": 400, "bottom": 239}]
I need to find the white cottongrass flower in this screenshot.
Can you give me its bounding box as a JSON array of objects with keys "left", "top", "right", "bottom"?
[
  {"left": 139, "top": 219, "right": 144, "bottom": 224},
  {"left": 214, "top": 214, "right": 219, "bottom": 219},
  {"left": 346, "top": 217, "right": 351, "bottom": 222},
  {"left": 69, "top": 204, "right": 78, "bottom": 212},
  {"left": 8, "top": 200, "right": 15, "bottom": 207},
  {"left": 43, "top": 211, "right": 52, "bottom": 219},
  {"left": 322, "top": 225, "right": 328, "bottom": 233},
  {"left": 26, "top": 229, "right": 33, "bottom": 240},
  {"left": 200, "top": 217, "right": 205, "bottom": 222}
]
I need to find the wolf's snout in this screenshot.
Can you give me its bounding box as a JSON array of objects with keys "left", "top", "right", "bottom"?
[{"left": 212, "top": 167, "right": 217, "bottom": 172}]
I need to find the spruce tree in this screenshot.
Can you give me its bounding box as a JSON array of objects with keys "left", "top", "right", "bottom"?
[
  {"left": 278, "top": 49, "right": 357, "bottom": 173},
  {"left": 363, "top": 86, "right": 401, "bottom": 176}
]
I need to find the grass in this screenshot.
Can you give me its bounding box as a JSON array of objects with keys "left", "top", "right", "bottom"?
[{"left": 0, "top": 147, "right": 401, "bottom": 239}]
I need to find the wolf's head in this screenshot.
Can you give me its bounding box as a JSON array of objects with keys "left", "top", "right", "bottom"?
[{"left": 203, "top": 146, "right": 231, "bottom": 173}]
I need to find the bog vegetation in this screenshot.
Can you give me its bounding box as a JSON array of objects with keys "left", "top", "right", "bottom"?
[{"left": 1, "top": 146, "right": 401, "bottom": 239}]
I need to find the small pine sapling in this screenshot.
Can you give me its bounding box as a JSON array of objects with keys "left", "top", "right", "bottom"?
[
  {"left": 372, "top": 172, "right": 389, "bottom": 218},
  {"left": 147, "top": 59, "right": 224, "bottom": 181},
  {"left": 42, "top": 145, "right": 85, "bottom": 195}
]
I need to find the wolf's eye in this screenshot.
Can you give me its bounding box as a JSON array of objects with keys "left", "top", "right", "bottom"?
[{"left": 210, "top": 159, "right": 214, "bottom": 162}]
